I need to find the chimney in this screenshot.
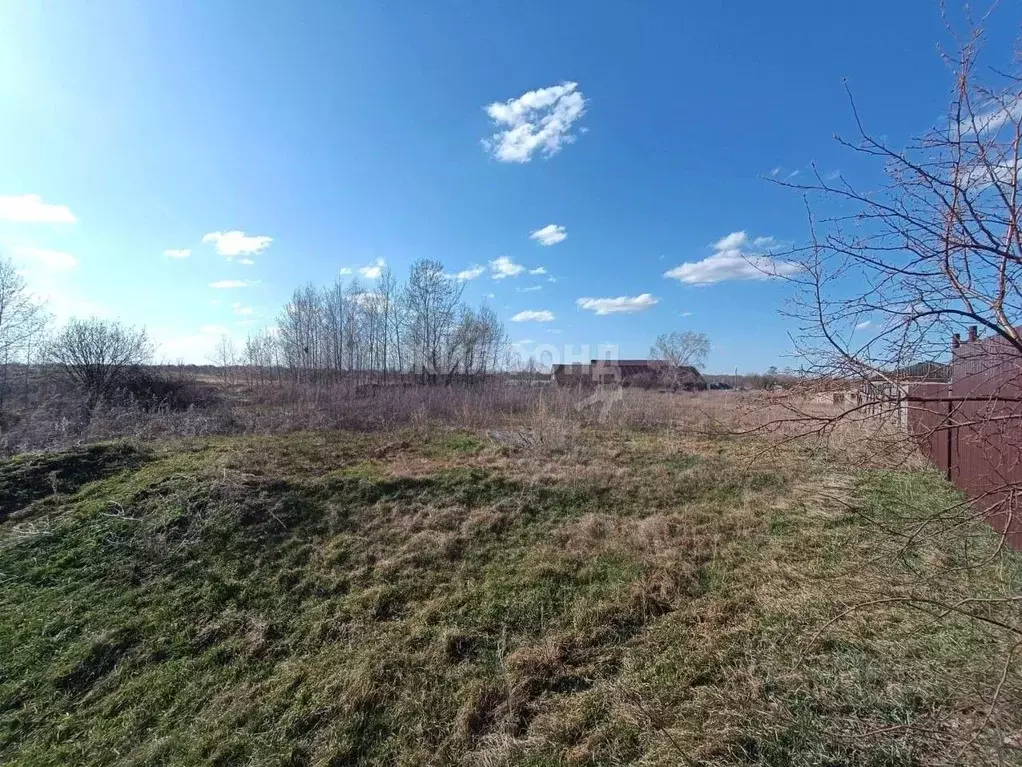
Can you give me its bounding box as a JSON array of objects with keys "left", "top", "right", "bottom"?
[
  {"left": 952, "top": 333, "right": 961, "bottom": 349},
  {"left": 968, "top": 325, "right": 978, "bottom": 342}
]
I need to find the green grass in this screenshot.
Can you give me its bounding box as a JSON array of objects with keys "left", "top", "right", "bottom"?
[{"left": 0, "top": 428, "right": 1020, "bottom": 765}]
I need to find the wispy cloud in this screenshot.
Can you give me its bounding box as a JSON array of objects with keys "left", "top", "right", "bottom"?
[
  {"left": 518, "top": 285, "right": 543, "bottom": 292},
  {"left": 359, "top": 258, "right": 385, "bottom": 279},
  {"left": 528, "top": 266, "right": 547, "bottom": 275},
  {"left": 490, "top": 256, "right": 525, "bottom": 279},
  {"left": 529, "top": 224, "right": 567, "bottom": 246},
  {"left": 769, "top": 167, "right": 781, "bottom": 177},
  {"left": 856, "top": 320, "right": 872, "bottom": 329},
  {"left": 164, "top": 248, "right": 191, "bottom": 259},
  {"left": 965, "top": 96, "right": 1022, "bottom": 136},
  {"left": 483, "top": 82, "right": 586, "bottom": 163},
  {"left": 232, "top": 302, "right": 254, "bottom": 316},
  {"left": 576, "top": 293, "right": 658, "bottom": 315},
  {"left": 202, "top": 230, "right": 272, "bottom": 259},
  {"left": 0, "top": 194, "right": 77, "bottom": 223},
  {"left": 14, "top": 245, "right": 77, "bottom": 270},
  {"left": 339, "top": 267, "right": 353, "bottom": 275},
  {"left": 200, "top": 325, "right": 232, "bottom": 335},
  {"left": 452, "top": 264, "right": 486, "bottom": 281},
  {"left": 209, "top": 279, "right": 256, "bottom": 289},
  {"left": 511, "top": 309, "right": 555, "bottom": 322},
  {"left": 664, "top": 230, "right": 800, "bottom": 285}
]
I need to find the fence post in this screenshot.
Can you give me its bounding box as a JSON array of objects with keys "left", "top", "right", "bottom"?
[{"left": 946, "top": 398, "right": 953, "bottom": 482}]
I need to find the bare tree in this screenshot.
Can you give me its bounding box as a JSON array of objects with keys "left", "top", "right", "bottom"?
[
  {"left": 46, "top": 317, "right": 154, "bottom": 409},
  {"left": 749, "top": 11, "right": 1022, "bottom": 750},
  {"left": 0, "top": 257, "right": 49, "bottom": 410},
  {"left": 650, "top": 331, "right": 710, "bottom": 387},
  {"left": 211, "top": 334, "right": 237, "bottom": 383}
]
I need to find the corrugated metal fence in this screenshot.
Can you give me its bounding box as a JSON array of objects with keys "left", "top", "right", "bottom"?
[{"left": 904, "top": 334, "right": 1022, "bottom": 549}]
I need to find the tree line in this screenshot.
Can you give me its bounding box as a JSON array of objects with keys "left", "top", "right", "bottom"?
[
  {"left": 0, "top": 256, "right": 511, "bottom": 413},
  {"left": 222, "top": 258, "right": 509, "bottom": 385}
]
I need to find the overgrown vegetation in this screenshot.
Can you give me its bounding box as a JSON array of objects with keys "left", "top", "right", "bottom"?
[{"left": 1, "top": 427, "right": 1018, "bottom": 765}]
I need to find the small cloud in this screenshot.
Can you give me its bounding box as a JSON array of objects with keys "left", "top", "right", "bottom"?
[
  {"left": 202, "top": 230, "right": 272, "bottom": 259},
  {"left": 164, "top": 248, "right": 191, "bottom": 259},
  {"left": 856, "top": 320, "right": 872, "bottom": 329},
  {"left": 0, "top": 193, "right": 77, "bottom": 223},
  {"left": 824, "top": 170, "right": 841, "bottom": 181},
  {"left": 482, "top": 82, "right": 587, "bottom": 163},
  {"left": 209, "top": 279, "right": 255, "bottom": 289},
  {"left": 210, "top": 299, "right": 222, "bottom": 306},
  {"left": 529, "top": 224, "right": 567, "bottom": 246},
  {"left": 339, "top": 267, "right": 353, "bottom": 275},
  {"left": 359, "top": 258, "right": 385, "bottom": 279},
  {"left": 238, "top": 257, "right": 255, "bottom": 266},
  {"left": 785, "top": 169, "right": 800, "bottom": 180},
  {"left": 518, "top": 285, "right": 543, "bottom": 292},
  {"left": 200, "top": 324, "right": 232, "bottom": 335},
  {"left": 545, "top": 328, "right": 563, "bottom": 334},
  {"left": 528, "top": 266, "right": 547, "bottom": 275},
  {"left": 483, "top": 292, "right": 495, "bottom": 299},
  {"left": 13, "top": 245, "right": 77, "bottom": 270},
  {"left": 664, "top": 231, "right": 800, "bottom": 285},
  {"left": 490, "top": 255, "right": 525, "bottom": 279},
  {"left": 576, "top": 293, "right": 658, "bottom": 315},
  {"left": 511, "top": 309, "right": 555, "bottom": 322},
  {"left": 679, "top": 311, "right": 693, "bottom": 317},
  {"left": 453, "top": 264, "right": 486, "bottom": 281},
  {"left": 770, "top": 167, "right": 781, "bottom": 177},
  {"left": 547, "top": 276, "right": 557, "bottom": 283},
  {"left": 232, "top": 302, "right": 254, "bottom": 316}
]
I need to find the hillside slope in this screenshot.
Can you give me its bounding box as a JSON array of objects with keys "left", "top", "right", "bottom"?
[{"left": 0, "top": 429, "right": 1019, "bottom": 765}]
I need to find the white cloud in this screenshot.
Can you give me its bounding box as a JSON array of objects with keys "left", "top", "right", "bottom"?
[
  {"left": 714, "top": 231, "right": 748, "bottom": 250},
  {"left": 338, "top": 267, "right": 353, "bottom": 275},
  {"left": 679, "top": 311, "right": 693, "bottom": 317},
  {"left": 164, "top": 248, "right": 191, "bottom": 259},
  {"left": 576, "top": 293, "right": 658, "bottom": 315},
  {"left": 528, "top": 266, "right": 547, "bottom": 275},
  {"left": 202, "top": 230, "right": 272, "bottom": 258},
  {"left": 452, "top": 264, "right": 486, "bottom": 281},
  {"left": 352, "top": 290, "right": 385, "bottom": 308},
  {"left": 770, "top": 167, "right": 781, "bottom": 177},
  {"left": 547, "top": 276, "right": 557, "bottom": 283},
  {"left": 210, "top": 299, "right": 222, "bottom": 306},
  {"left": 238, "top": 257, "right": 255, "bottom": 266},
  {"left": 490, "top": 256, "right": 525, "bottom": 279},
  {"left": 209, "top": 279, "right": 255, "bottom": 289},
  {"left": 14, "top": 245, "right": 77, "bottom": 270},
  {"left": 359, "top": 258, "right": 385, "bottom": 279},
  {"left": 511, "top": 309, "right": 555, "bottom": 322},
  {"left": 232, "top": 302, "right": 254, "bottom": 316},
  {"left": 664, "top": 231, "right": 800, "bottom": 285},
  {"left": 856, "top": 320, "right": 872, "bottom": 329},
  {"left": 483, "top": 82, "right": 586, "bottom": 163},
  {"left": 519, "top": 285, "right": 543, "bottom": 292},
  {"left": 483, "top": 292, "right": 495, "bottom": 299},
  {"left": 0, "top": 193, "right": 77, "bottom": 223},
  {"left": 529, "top": 224, "right": 567, "bottom": 246}
]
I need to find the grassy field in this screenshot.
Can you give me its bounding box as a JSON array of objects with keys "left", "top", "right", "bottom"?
[{"left": 0, "top": 426, "right": 1020, "bottom": 765}]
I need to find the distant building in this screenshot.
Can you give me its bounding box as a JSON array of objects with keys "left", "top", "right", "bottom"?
[{"left": 552, "top": 359, "right": 706, "bottom": 391}]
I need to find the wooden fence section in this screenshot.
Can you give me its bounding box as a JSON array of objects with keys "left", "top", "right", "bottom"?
[{"left": 904, "top": 335, "right": 1022, "bottom": 549}]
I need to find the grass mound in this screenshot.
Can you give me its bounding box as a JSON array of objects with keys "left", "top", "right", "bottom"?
[
  {"left": 0, "top": 442, "right": 151, "bottom": 520},
  {"left": 0, "top": 429, "right": 1019, "bottom": 765}
]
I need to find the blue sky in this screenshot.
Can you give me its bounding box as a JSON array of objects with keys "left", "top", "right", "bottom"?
[{"left": 1, "top": 1, "right": 1019, "bottom": 370}]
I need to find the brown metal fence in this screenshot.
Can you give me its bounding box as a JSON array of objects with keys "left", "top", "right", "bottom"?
[{"left": 905, "top": 335, "right": 1022, "bottom": 549}]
